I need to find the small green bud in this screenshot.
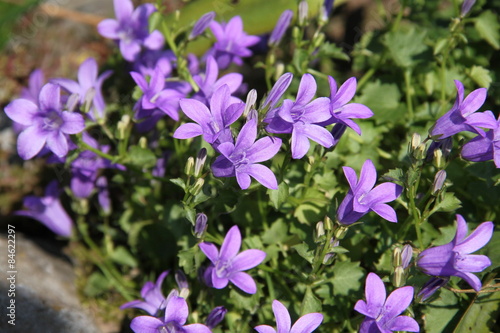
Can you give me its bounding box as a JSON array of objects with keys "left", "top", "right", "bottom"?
[
  {"left": 194, "top": 148, "right": 207, "bottom": 177},
  {"left": 274, "top": 62, "right": 285, "bottom": 81},
  {"left": 139, "top": 137, "right": 147, "bottom": 149},
  {"left": 392, "top": 246, "right": 402, "bottom": 268},
  {"left": 334, "top": 225, "right": 349, "bottom": 240},
  {"left": 185, "top": 157, "right": 194, "bottom": 176},
  {"left": 315, "top": 221, "right": 325, "bottom": 242},
  {"left": 191, "top": 178, "right": 205, "bottom": 196},
  {"left": 392, "top": 266, "right": 406, "bottom": 287},
  {"left": 433, "top": 149, "right": 444, "bottom": 169}
]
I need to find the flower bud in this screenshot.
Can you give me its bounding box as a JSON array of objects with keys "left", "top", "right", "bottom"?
[
  {"left": 185, "top": 157, "right": 194, "bottom": 176},
  {"left": 139, "top": 136, "right": 147, "bottom": 149},
  {"left": 392, "top": 266, "right": 406, "bottom": 287},
  {"left": 323, "top": 238, "right": 340, "bottom": 265},
  {"left": 312, "top": 32, "right": 325, "bottom": 49},
  {"left": 401, "top": 244, "right": 413, "bottom": 269},
  {"left": 194, "top": 148, "right": 207, "bottom": 177},
  {"left": 417, "top": 277, "right": 449, "bottom": 302},
  {"left": 191, "top": 178, "right": 205, "bottom": 195},
  {"left": 175, "top": 270, "right": 189, "bottom": 298},
  {"left": 194, "top": 213, "right": 208, "bottom": 238},
  {"left": 411, "top": 133, "right": 422, "bottom": 150},
  {"left": 117, "top": 115, "right": 131, "bottom": 139},
  {"left": 269, "top": 9, "right": 293, "bottom": 47},
  {"left": 190, "top": 11, "right": 216, "bottom": 39},
  {"left": 460, "top": 0, "right": 476, "bottom": 17},
  {"left": 274, "top": 62, "right": 285, "bottom": 82},
  {"left": 432, "top": 170, "right": 447, "bottom": 194},
  {"left": 244, "top": 89, "right": 258, "bottom": 118},
  {"left": 433, "top": 149, "right": 444, "bottom": 169},
  {"left": 206, "top": 306, "right": 227, "bottom": 329},
  {"left": 334, "top": 225, "right": 349, "bottom": 240},
  {"left": 298, "top": 1, "right": 308, "bottom": 26},
  {"left": 315, "top": 221, "right": 325, "bottom": 242},
  {"left": 392, "top": 247, "right": 402, "bottom": 268},
  {"left": 66, "top": 93, "right": 80, "bottom": 112}
]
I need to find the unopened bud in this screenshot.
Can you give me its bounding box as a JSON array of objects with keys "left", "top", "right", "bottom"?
[
  {"left": 324, "top": 216, "right": 333, "bottom": 231},
  {"left": 432, "top": 170, "right": 447, "bottom": 194},
  {"left": 194, "top": 213, "right": 208, "bottom": 238},
  {"left": 305, "top": 155, "right": 315, "bottom": 172},
  {"left": 334, "top": 225, "right": 349, "bottom": 240},
  {"left": 392, "top": 247, "right": 402, "bottom": 268},
  {"left": 244, "top": 89, "right": 258, "bottom": 117},
  {"left": 298, "top": 1, "right": 308, "bottom": 26},
  {"left": 175, "top": 270, "right": 189, "bottom": 297},
  {"left": 392, "top": 266, "right": 406, "bottom": 287},
  {"left": 292, "top": 26, "right": 301, "bottom": 41},
  {"left": 194, "top": 148, "right": 207, "bottom": 177},
  {"left": 401, "top": 244, "right": 413, "bottom": 269},
  {"left": 274, "top": 62, "right": 285, "bottom": 82},
  {"left": 83, "top": 87, "right": 96, "bottom": 113},
  {"left": 191, "top": 178, "right": 205, "bottom": 195},
  {"left": 323, "top": 238, "right": 340, "bottom": 265},
  {"left": 66, "top": 93, "right": 80, "bottom": 112},
  {"left": 185, "top": 157, "right": 194, "bottom": 176},
  {"left": 315, "top": 221, "right": 325, "bottom": 241},
  {"left": 417, "top": 277, "right": 449, "bottom": 302},
  {"left": 312, "top": 33, "right": 325, "bottom": 49},
  {"left": 411, "top": 133, "right": 422, "bottom": 150},
  {"left": 117, "top": 115, "right": 131, "bottom": 139},
  {"left": 433, "top": 149, "right": 444, "bottom": 169},
  {"left": 139, "top": 136, "right": 147, "bottom": 149},
  {"left": 206, "top": 306, "right": 227, "bottom": 329}
]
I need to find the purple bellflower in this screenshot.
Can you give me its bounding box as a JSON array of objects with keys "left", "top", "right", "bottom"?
[
  {"left": 264, "top": 74, "right": 333, "bottom": 159},
  {"left": 133, "top": 49, "right": 175, "bottom": 78},
  {"left": 416, "top": 214, "right": 493, "bottom": 292},
  {"left": 355, "top": 273, "right": 419, "bottom": 333},
  {"left": 461, "top": 115, "right": 500, "bottom": 168},
  {"left": 130, "top": 292, "right": 211, "bottom": 333},
  {"left": 262, "top": 73, "right": 293, "bottom": 110},
  {"left": 121, "top": 271, "right": 169, "bottom": 316},
  {"left": 268, "top": 10, "right": 294, "bottom": 47},
  {"left": 337, "top": 159, "right": 403, "bottom": 225},
  {"left": 209, "top": 16, "right": 260, "bottom": 69},
  {"left": 173, "top": 84, "right": 244, "bottom": 148},
  {"left": 430, "top": 80, "right": 497, "bottom": 140},
  {"left": 193, "top": 55, "right": 243, "bottom": 105},
  {"left": 417, "top": 277, "right": 450, "bottom": 302},
  {"left": 4, "top": 83, "right": 85, "bottom": 160},
  {"left": 97, "top": 0, "right": 164, "bottom": 62},
  {"left": 254, "top": 299, "right": 323, "bottom": 333},
  {"left": 190, "top": 11, "right": 216, "bottom": 39},
  {"left": 20, "top": 69, "right": 45, "bottom": 104},
  {"left": 211, "top": 118, "right": 282, "bottom": 190},
  {"left": 320, "top": 76, "right": 373, "bottom": 140},
  {"left": 51, "top": 58, "right": 112, "bottom": 120},
  {"left": 16, "top": 181, "right": 73, "bottom": 237},
  {"left": 206, "top": 306, "right": 227, "bottom": 329},
  {"left": 199, "top": 225, "right": 266, "bottom": 294}
]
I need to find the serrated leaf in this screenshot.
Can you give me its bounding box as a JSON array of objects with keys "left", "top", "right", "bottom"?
[
  {"left": 331, "top": 261, "right": 364, "bottom": 296},
  {"left": 383, "top": 27, "right": 428, "bottom": 67},
  {"left": 474, "top": 10, "right": 500, "bottom": 50},
  {"left": 268, "top": 182, "right": 289, "bottom": 210},
  {"left": 381, "top": 168, "right": 404, "bottom": 182},
  {"left": 300, "top": 287, "right": 322, "bottom": 315},
  {"left": 467, "top": 66, "right": 492, "bottom": 89},
  {"left": 355, "top": 81, "right": 402, "bottom": 124},
  {"left": 128, "top": 146, "right": 157, "bottom": 168},
  {"left": 293, "top": 242, "right": 314, "bottom": 264},
  {"left": 454, "top": 290, "right": 500, "bottom": 333},
  {"left": 433, "top": 192, "right": 462, "bottom": 213}
]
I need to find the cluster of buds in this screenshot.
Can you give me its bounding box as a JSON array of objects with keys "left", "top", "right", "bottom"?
[{"left": 391, "top": 244, "right": 413, "bottom": 287}]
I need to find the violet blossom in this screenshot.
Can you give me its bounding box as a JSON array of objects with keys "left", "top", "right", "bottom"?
[
  {"left": 173, "top": 84, "right": 244, "bottom": 148},
  {"left": 254, "top": 300, "right": 323, "bottom": 333},
  {"left": 51, "top": 58, "right": 112, "bottom": 120},
  {"left": 264, "top": 73, "right": 333, "bottom": 159},
  {"left": 262, "top": 73, "right": 293, "bottom": 110},
  {"left": 429, "top": 80, "right": 497, "bottom": 140},
  {"left": 130, "top": 292, "right": 211, "bottom": 333},
  {"left": 211, "top": 118, "right": 282, "bottom": 190},
  {"left": 416, "top": 214, "right": 493, "bottom": 292},
  {"left": 97, "top": 0, "right": 164, "bottom": 62},
  {"left": 461, "top": 115, "right": 500, "bottom": 168},
  {"left": 209, "top": 16, "right": 260, "bottom": 69},
  {"left": 268, "top": 10, "right": 294, "bottom": 47},
  {"left": 16, "top": 181, "right": 73, "bottom": 237},
  {"left": 4, "top": 83, "right": 85, "bottom": 160},
  {"left": 121, "top": 271, "right": 169, "bottom": 316},
  {"left": 133, "top": 49, "right": 175, "bottom": 78},
  {"left": 355, "top": 273, "right": 419, "bottom": 333},
  {"left": 417, "top": 277, "right": 449, "bottom": 302},
  {"left": 206, "top": 306, "right": 227, "bottom": 329},
  {"left": 336, "top": 159, "right": 403, "bottom": 224},
  {"left": 193, "top": 55, "right": 243, "bottom": 105},
  {"left": 199, "top": 225, "right": 266, "bottom": 294}
]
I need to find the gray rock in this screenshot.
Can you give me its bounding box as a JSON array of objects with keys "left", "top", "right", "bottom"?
[{"left": 0, "top": 233, "right": 102, "bottom": 332}]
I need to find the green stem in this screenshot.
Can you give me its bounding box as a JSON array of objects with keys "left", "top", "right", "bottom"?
[{"left": 404, "top": 68, "right": 414, "bottom": 122}]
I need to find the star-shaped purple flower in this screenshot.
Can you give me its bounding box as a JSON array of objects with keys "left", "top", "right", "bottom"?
[
  {"left": 4, "top": 83, "right": 85, "bottom": 160},
  {"left": 20, "top": 68, "right": 45, "bottom": 104},
  {"left": 461, "top": 115, "right": 500, "bottom": 168},
  {"left": 97, "top": 0, "right": 164, "bottom": 62},
  {"left": 264, "top": 73, "right": 333, "bottom": 159},
  {"left": 209, "top": 16, "right": 260, "bottom": 69},
  {"left": 354, "top": 273, "right": 419, "bottom": 333},
  {"left": 51, "top": 58, "right": 112, "bottom": 120},
  {"left": 337, "top": 159, "right": 403, "bottom": 224},
  {"left": 430, "top": 80, "right": 497, "bottom": 140},
  {"left": 254, "top": 299, "right": 323, "bottom": 333},
  {"left": 174, "top": 84, "right": 244, "bottom": 148},
  {"left": 193, "top": 55, "right": 243, "bottom": 105},
  {"left": 130, "top": 292, "right": 211, "bottom": 333},
  {"left": 16, "top": 181, "right": 73, "bottom": 237},
  {"left": 211, "top": 118, "right": 282, "bottom": 190},
  {"left": 121, "top": 271, "right": 169, "bottom": 316},
  {"left": 199, "top": 225, "right": 266, "bottom": 294},
  {"left": 416, "top": 214, "right": 493, "bottom": 292}
]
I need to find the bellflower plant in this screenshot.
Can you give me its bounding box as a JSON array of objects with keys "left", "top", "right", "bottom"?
[
  {"left": 264, "top": 73, "right": 333, "bottom": 159},
  {"left": 130, "top": 292, "right": 211, "bottom": 333},
  {"left": 416, "top": 214, "right": 493, "bottom": 291},
  {"left": 121, "top": 270, "right": 169, "bottom": 316},
  {"left": 97, "top": 0, "right": 164, "bottom": 62},
  {"left": 254, "top": 300, "right": 323, "bottom": 333},
  {"left": 16, "top": 181, "right": 73, "bottom": 237},
  {"left": 355, "top": 273, "right": 419, "bottom": 333},
  {"left": 211, "top": 118, "right": 282, "bottom": 190},
  {"left": 337, "top": 159, "right": 403, "bottom": 224},
  {"left": 209, "top": 16, "right": 260, "bottom": 69},
  {"left": 51, "top": 57, "right": 112, "bottom": 120},
  {"left": 429, "top": 80, "right": 497, "bottom": 140},
  {"left": 4, "top": 83, "right": 85, "bottom": 159},
  {"left": 199, "top": 225, "right": 266, "bottom": 294}
]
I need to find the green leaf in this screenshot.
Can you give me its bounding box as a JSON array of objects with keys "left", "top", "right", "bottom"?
[
  {"left": 268, "top": 182, "right": 289, "bottom": 210},
  {"left": 262, "top": 219, "right": 289, "bottom": 244},
  {"left": 454, "top": 290, "right": 500, "bottom": 333},
  {"left": 331, "top": 261, "right": 364, "bottom": 296},
  {"left": 127, "top": 146, "right": 157, "bottom": 168},
  {"left": 467, "top": 66, "right": 492, "bottom": 89},
  {"left": 432, "top": 192, "right": 462, "bottom": 213},
  {"left": 292, "top": 242, "right": 314, "bottom": 264},
  {"left": 355, "top": 81, "right": 402, "bottom": 124},
  {"left": 422, "top": 288, "right": 461, "bottom": 333},
  {"left": 170, "top": 178, "right": 187, "bottom": 191},
  {"left": 84, "top": 272, "right": 111, "bottom": 297},
  {"left": 109, "top": 246, "right": 138, "bottom": 268},
  {"left": 381, "top": 168, "right": 404, "bottom": 183},
  {"left": 300, "top": 287, "right": 322, "bottom": 315},
  {"left": 474, "top": 10, "right": 500, "bottom": 50},
  {"left": 383, "top": 27, "right": 428, "bottom": 67}
]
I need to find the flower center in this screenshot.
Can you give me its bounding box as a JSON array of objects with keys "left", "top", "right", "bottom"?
[
  {"left": 230, "top": 151, "right": 249, "bottom": 168},
  {"left": 215, "top": 259, "right": 233, "bottom": 279},
  {"left": 42, "top": 111, "right": 63, "bottom": 131},
  {"left": 159, "top": 321, "right": 184, "bottom": 333},
  {"left": 290, "top": 106, "right": 305, "bottom": 121}
]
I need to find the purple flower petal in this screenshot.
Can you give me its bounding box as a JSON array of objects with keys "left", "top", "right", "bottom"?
[
  {"left": 143, "top": 30, "right": 164, "bottom": 50},
  {"left": 46, "top": 131, "right": 69, "bottom": 157},
  {"left": 290, "top": 313, "right": 323, "bottom": 333},
  {"left": 97, "top": 19, "right": 120, "bottom": 39},
  {"left": 164, "top": 296, "right": 188, "bottom": 325},
  {"left": 370, "top": 203, "right": 398, "bottom": 222},
  {"left": 387, "top": 316, "right": 420, "bottom": 332},
  {"left": 295, "top": 74, "right": 316, "bottom": 106},
  {"left": 272, "top": 300, "right": 291, "bottom": 333},
  {"left": 17, "top": 126, "right": 47, "bottom": 160},
  {"left": 130, "top": 315, "right": 164, "bottom": 333},
  {"left": 183, "top": 324, "right": 213, "bottom": 333},
  {"left": 460, "top": 87, "right": 487, "bottom": 117},
  {"left": 230, "top": 271, "right": 257, "bottom": 294},
  {"left": 39, "top": 83, "right": 61, "bottom": 112},
  {"left": 199, "top": 242, "right": 220, "bottom": 263},
  {"left": 231, "top": 249, "right": 266, "bottom": 272},
  {"left": 454, "top": 254, "right": 491, "bottom": 272},
  {"left": 4, "top": 99, "right": 39, "bottom": 126},
  {"left": 173, "top": 123, "right": 204, "bottom": 139},
  {"left": 254, "top": 325, "right": 277, "bottom": 333},
  {"left": 60, "top": 112, "right": 85, "bottom": 134},
  {"left": 454, "top": 221, "right": 493, "bottom": 253},
  {"left": 219, "top": 225, "right": 242, "bottom": 261}
]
